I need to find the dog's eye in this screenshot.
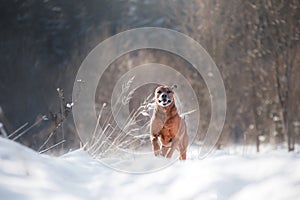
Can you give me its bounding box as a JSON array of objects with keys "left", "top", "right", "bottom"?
[
  {"left": 167, "top": 90, "right": 172, "bottom": 94},
  {"left": 157, "top": 90, "right": 162, "bottom": 94}
]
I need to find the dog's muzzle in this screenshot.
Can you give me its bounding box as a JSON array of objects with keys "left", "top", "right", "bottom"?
[{"left": 158, "top": 93, "right": 172, "bottom": 107}]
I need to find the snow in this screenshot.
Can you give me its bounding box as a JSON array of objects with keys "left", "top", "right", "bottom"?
[{"left": 0, "top": 138, "right": 300, "bottom": 200}]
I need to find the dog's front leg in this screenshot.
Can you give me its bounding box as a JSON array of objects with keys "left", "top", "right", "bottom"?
[
  {"left": 150, "top": 119, "right": 163, "bottom": 157},
  {"left": 150, "top": 134, "right": 160, "bottom": 156},
  {"left": 165, "top": 138, "right": 180, "bottom": 158},
  {"left": 161, "top": 146, "right": 169, "bottom": 157}
]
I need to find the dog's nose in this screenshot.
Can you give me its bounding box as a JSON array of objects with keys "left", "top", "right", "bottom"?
[{"left": 162, "top": 94, "right": 167, "bottom": 99}]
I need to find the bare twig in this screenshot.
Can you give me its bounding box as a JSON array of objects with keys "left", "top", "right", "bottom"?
[
  {"left": 8, "top": 122, "right": 29, "bottom": 139},
  {"left": 57, "top": 88, "right": 65, "bottom": 151},
  {"left": 12, "top": 117, "right": 46, "bottom": 141},
  {"left": 87, "top": 86, "right": 154, "bottom": 159},
  {"left": 39, "top": 140, "right": 66, "bottom": 154},
  {"left": 90, "top": 103, "right": 107, "bottom": 146},
  {"left": 0, "top": 123, "right": 8, "bottom": 138},
  {"left": 38, "top": 131, "right": 55, "bottom": 152}
]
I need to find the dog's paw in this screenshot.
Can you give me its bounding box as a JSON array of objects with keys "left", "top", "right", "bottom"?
[{"left": 154, "top": 150, "right": 160, "bottom": 157}]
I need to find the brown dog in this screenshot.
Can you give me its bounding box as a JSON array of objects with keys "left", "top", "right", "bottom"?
[{"left": 150, "top": 85, "right": 188, "bottom": 160}]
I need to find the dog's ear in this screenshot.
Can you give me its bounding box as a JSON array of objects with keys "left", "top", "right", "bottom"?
[{"left": 171, "top": 84, "right": 177, "bottom": 90}]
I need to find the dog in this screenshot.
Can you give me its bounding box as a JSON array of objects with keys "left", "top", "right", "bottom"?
[{"left": 150, "top": 85, "right": 188, "bottom": 160}]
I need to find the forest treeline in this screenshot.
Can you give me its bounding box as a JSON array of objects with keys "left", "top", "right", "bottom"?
[{"left": 0, "top": 0, "right": 299, "bottom": 153}]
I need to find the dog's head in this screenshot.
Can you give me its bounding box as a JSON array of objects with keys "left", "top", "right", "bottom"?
[{"left": 154, "top": 86, "right": 175, "bottom": 108}]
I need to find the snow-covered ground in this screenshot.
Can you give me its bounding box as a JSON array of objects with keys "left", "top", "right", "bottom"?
[{"left": 0, "top": 138, "right": 300, "bottom": 200}]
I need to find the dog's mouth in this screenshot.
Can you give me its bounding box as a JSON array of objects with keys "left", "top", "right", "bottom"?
[
  {"left": 158, "top": 99, "right": 169, "bottom": 103},
  {"left": 158, "top": 99, "right": 172, "bottom": 107}
]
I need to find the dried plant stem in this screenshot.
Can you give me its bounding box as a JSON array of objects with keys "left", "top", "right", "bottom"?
[
  {"left": 86, "top": 77, "right": 158, "bottom": 159},
  {"left": 38, "top": 131, "right": 55, "bottom": 152},
  {"left": 39, "top": 140, "right": 66, "bottom": 154},
  {"left": 8, "top": 122, "right": 29, "bottom": 139},
  {"left": 13, "top": 118, "right": 44, "bottom": 141},
  {"left": 90, "top": 103, "right": 106, "bottom": 147}
]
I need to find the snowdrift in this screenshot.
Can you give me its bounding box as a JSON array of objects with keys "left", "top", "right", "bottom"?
[{"left": 0, "top": 138, "right": 300, "bottom": 200}]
